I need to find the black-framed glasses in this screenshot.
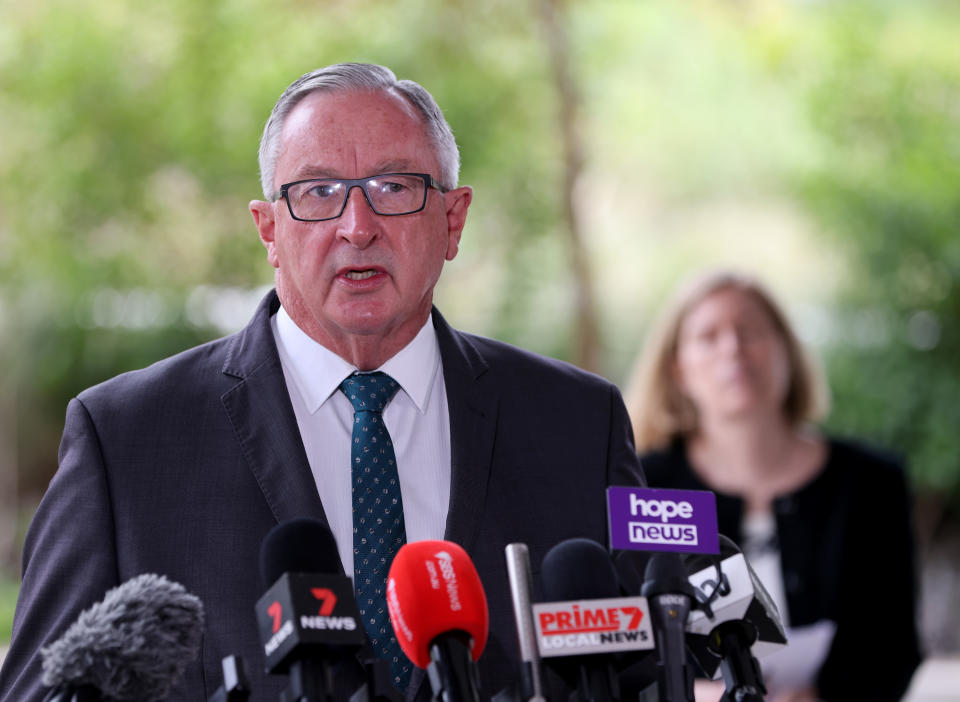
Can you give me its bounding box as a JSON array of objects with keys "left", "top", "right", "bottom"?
[{"left": 273, "top": 173, "right": 448, "bottom": 222}]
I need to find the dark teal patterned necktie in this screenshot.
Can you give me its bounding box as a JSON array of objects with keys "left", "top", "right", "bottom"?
[{"left": 338, "top": 372, "right": 412, "bottom": 691}]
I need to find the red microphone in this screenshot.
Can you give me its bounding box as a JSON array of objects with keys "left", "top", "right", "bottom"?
[{"left": 387, "top": 540, "right": 488, "bottom": 702}]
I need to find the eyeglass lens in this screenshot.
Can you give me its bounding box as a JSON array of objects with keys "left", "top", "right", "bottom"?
[{"left": 285, "top": 174, "right": 429, "bottom": 220}]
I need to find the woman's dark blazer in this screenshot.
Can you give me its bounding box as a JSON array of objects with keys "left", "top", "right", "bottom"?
[{"left": 640, "top": 437, "right": 923, "bottom": 702}]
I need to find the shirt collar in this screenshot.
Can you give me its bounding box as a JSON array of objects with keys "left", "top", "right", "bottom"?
[{"left": 273, "top": 306, "right": 440, "bottom": 415}]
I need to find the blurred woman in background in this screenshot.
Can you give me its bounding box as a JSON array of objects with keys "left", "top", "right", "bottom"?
[{"left": 625, "top": 269, "right": 922, "bottom": 702}]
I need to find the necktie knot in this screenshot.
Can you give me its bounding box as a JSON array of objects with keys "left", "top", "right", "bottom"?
[{"left": 339, "top": 372, "right": 400, "bottom": 413}]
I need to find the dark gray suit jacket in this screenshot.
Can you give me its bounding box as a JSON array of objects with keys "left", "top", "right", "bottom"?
[{"left": 0, "top": 290, "right": 644, "bottom": 702}]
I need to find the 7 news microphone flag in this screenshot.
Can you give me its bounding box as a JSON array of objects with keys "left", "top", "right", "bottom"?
[{"left": 256, "top": 519, "right": 366, "bottom": 702}]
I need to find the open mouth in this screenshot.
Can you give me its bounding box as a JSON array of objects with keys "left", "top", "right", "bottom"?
[{"left": 344, "top": 269, "right": 379, "bottom": 281}]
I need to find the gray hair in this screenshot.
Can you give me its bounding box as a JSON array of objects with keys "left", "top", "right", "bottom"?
[{"left": 257, "top": 63, "right": 461, "bottom": 199}]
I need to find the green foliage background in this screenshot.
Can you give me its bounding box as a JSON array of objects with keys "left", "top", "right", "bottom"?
[{"left": 1, "top": 0, "right": 959, "bottom": 647}]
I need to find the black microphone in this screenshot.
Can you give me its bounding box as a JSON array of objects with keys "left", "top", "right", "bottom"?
[
  {"left": 683, "top": 535, "right": 786, "bottom": 701},
  {"left": 640, "top": 553, "right": 700, "bottom": 702},
  {"left": 256, "top": 518, "right": 367, "bottom": 702},
  {"left": 539, "top": 538, "right": 625, "bottom": 702},
  {"left": 39, "top": 573, "right": 204, "bottom": 702}
]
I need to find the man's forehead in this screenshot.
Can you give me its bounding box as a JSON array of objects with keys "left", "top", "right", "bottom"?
[
  {"left": 282, "top": 90, "right": 425, "bottom": 144},
  {"left": 289, "top": 158, "right": 421, "bottom": 181},
  {"left": 277, "top": 89, "right": 436, "bottom": 177}
]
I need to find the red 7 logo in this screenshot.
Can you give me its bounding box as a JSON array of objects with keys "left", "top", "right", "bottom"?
[
  {"left": 267, "top": 601, "right": 283, "bottom": 634},
  {"left": 621, "top": 606, "right": 644, "bottom": 628},
  {"left": 310, "top": 587, "right": 337, "bottom": 616}
]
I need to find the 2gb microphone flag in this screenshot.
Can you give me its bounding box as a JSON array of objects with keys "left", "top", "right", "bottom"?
[{"left": 607, "top": 487, "right": 720, "bottom": 554}]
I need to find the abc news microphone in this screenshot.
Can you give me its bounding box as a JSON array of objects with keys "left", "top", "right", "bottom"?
[
  {"left": 39, "top": 573, "right": 204, "bottom": 702},
  {"left": 608, "top": 487, "right": 787, "bottom": 702},
  {"left": 386, "top": 540, "right": 488, "bottom": 702},
  {"left": 256, "top": 518, "right": 379, "bottom": 702},
  {"left": 683, "top": 535, "right": 787, "bottom": 702}
]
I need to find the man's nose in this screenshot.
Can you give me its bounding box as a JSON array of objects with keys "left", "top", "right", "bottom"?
[{"left": 336, "top": 185, "right": 380, "bottom": 247}]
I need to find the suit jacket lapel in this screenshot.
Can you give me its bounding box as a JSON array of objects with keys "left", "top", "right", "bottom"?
[
  {"left": 219, "top": 290, "right": 332, "bottom": 538},
  {"left": 433, "top": 309, "right": 498, "bottom": 553}
]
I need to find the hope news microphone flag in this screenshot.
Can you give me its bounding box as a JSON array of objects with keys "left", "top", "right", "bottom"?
[
  {"left": 536, "top": 538, "right": 655, "bottom": 702},
  {"left": 607, "top": 487, "right": 719, "bottom": 555},
  {"left": 608, "top": 486, "right": 720, "bottom": 702},
  {"left": 40, "top": 573, "right": 204, "bottom": 702},
  {"left": 256, "top": 518, "right": 367, "bottom": 702},
  {"left": 386, "top": 540, "right": 488, "bottom": 702}
]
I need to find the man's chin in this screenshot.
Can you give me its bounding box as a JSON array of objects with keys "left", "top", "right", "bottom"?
[
  {"left": 328, "top": 308, "right": 394, "bottom": 337},
  {"left": 327, "top": 299, "right": 430, "bottom": 338}
]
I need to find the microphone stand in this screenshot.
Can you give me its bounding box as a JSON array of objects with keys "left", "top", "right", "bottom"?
[
  {"left": 709, "top": 622, "right": 766, "bottom": 702},
  {"left": 427, "top": 634, "right": 482, "bottom": 702}
]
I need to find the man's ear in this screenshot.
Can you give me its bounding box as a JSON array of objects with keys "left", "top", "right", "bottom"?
[
  {"left": 250, "top": 200, "right": 279, "bottom": 268},
  {"left": 443, "top": 185, "right": 472, "bottom": 261}
]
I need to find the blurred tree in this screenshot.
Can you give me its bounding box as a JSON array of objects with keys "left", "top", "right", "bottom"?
[
  {"left": 0, "top": 0, "right": 587, "bottom": 542},
  {"left": 2, "top": 0, "right": 960, "bottom": 574},
  {"left": 538, "top": 0, "right": 600, "bottom": 371},
  {"left": 795, "top": 2, "right": 960, "bottom": 533}
]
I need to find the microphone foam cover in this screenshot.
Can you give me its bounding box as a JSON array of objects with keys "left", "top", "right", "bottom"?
[
  {"left": 260, "top": 517, "right": 341, "bottom": 588},
  {"left": 40, "top": 573, "right": 204, "bottom": 702},
  {"left": 386, "top": 540, "right": 489, "bottom": 669},
  {"left": 540, "top": 538, "right": 620, "bottom": 602}
]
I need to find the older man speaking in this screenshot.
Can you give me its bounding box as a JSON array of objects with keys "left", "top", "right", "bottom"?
[{"left": 1, "top": 63, "right": 643, "bottom": 702}]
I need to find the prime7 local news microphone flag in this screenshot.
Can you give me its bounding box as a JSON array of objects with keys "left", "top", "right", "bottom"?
[{"left": 532, "top": 596, "right": 655, "bottom": 658}]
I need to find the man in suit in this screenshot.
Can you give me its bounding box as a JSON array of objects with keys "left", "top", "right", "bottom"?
[{"left": 0, "top": 63, "right": 644, "bottom": 702}]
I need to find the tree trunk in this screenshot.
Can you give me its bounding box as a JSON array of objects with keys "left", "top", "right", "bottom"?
[{"left": 538, "top": 0, "right": 601, "bottom": 372}]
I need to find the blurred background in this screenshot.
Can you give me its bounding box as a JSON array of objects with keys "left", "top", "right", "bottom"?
[{"left": 1, "top": 0, "right": 958, "bottom": 693}]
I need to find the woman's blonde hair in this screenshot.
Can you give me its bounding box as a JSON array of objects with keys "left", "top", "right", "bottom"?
[{"left": 624, "top": 269, "right": 830, "bottom": 452}]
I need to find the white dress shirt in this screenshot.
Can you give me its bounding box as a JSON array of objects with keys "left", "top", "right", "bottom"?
[{"left": 271, "top": 306, "right": 451, "bottom": 580}]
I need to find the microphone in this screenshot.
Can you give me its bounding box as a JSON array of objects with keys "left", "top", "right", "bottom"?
[
  {"left": 504, "top": 543, "right": 547, "bottom": 702},
  {"left": 386, "top": 540, "right": 488, "bottom": 702},
  {"left": 39, "top": 572, "right": 204, "bottom": 702},
  {"left": 683, "top": 535, "right": 786, "bottom": 699},
  {"left": 256, "top": 518, "right": 366, "bottom": 702},
  {"left": 640, "top": 553, "right": 702, "bottom": 702},
  {"left": 537, "top": 538, "right": 654, "bottom": 702}
]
